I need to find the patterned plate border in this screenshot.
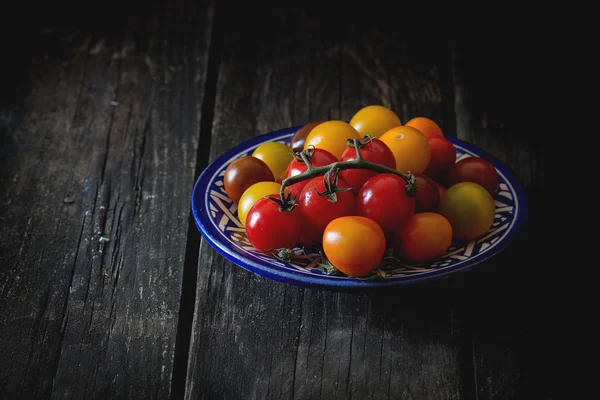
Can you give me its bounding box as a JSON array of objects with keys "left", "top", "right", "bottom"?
[{"left": 191, "top": 126, "right": 529, "bottom": 290}]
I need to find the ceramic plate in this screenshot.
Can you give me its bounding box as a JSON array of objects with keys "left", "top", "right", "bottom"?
[{"left": 191, "top": 125, "right": 528, "bottom": 290}]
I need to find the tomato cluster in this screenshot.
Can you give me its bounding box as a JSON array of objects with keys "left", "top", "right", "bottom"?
[{"left": 222, "top": 105, "right": 500, "bottom": 278}]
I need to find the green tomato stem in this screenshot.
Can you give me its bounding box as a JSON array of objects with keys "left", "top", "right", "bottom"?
[{"left": 278, "top": 136, "right": 417, "bottom": 207}]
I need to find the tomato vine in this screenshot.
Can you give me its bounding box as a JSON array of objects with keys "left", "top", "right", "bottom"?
[{"left": 276, "top": 135, "right": 417, "bottom": 210}]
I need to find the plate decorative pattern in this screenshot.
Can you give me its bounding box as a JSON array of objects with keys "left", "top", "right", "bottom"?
[{"left": 192, "top": 126, "right": 528, "bottom": 289}]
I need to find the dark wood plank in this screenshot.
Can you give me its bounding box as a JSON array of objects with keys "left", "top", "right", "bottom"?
[
  {"left": 452, "top": 39, "right": 550, "bottom": 399},
  {"left": 186, "top": 9, "right": 466, "bottom": 400},
  {"left": 0, "top": 2, "right": 214, "bottom": 398}
]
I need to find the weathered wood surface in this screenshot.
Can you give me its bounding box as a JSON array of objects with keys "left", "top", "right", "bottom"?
[
  {"left": 0, "top": 1, "right": 214, "bottom": 398},
  {"left": 452, "top": 40, "right": 549, "bottom": 400},
  {"left": 0, "top": 5, "right": 547, "bottom": 400}
]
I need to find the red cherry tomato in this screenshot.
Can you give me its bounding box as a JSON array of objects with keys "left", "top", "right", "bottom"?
[
  {"left": 245, "top": 194, "right": 302, "bottom": 252},
  {"left": 284, "top": 148, "right": 338, "bottom": 197},
  {"left": 356, "top": 173, "right": 415, "bottom": 233},
  {"left": 298, "top": 174, "right": 356, "bottom": 240},
  {"left": 414, "top": 173, "right": 440, "bottom": 213},
  {"left": 446, "top": 156, "right": 499, "bottom": 196},
  {"left": 322, "top": 216, "right": 387, "bottom": 277},
  {"left": 339, "top": 137, "right": 396, "bottom": 195},
  {"left": 424, "top": 135, "right": 456, "bottom": 181}
]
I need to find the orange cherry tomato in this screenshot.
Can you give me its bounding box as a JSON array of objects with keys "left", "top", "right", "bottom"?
[
  {"left": 322, "top": 216, "right": 386, "bottom": 277},
  {"left": 396, "top": 212, "right": 453, "bottom": 262},
  {"left": 405, "top": 116, "right": 444, "bottom": 139},
  {"left": 349, "top": 105, "right": 402, "bottom": 138},
  {"left": 303, "top": 120, "right": 361, "bottom": 159},
  {"left": 378, "top": 125, "right": 431, "bottom": 174}
]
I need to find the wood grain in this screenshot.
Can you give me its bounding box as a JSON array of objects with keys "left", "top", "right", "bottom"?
[
  {"left": 185, "top": 9, "right": 466, "bottom": 400},
  {"left": 0, "top": 1, "right": 214, "bottom": 398}
]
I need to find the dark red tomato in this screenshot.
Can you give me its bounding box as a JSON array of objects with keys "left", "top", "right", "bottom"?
[
  {"left": 245, "top": 194, "right": 302, "bottom": 252},
  {"left": 424, "top": 135, "right": 456, "bottom": 181},
  {"left": 356, "top": 173, "right": 415, "bottom": 233},
  {"left": 298, "top": 174, "right": 356, "bottom": 239},
  {"left": 290, "top": 121, "right": 324, "bottom": 152},
  {"left": 414, "top": 173, "right": 440, "bottom": 213},
  {"left": 339, "top": 137, "right": 396, "bottom": 195},
  {"left": 284, "top": 148, "right": 338, "bottom": 197},
  {"left": 446, "top": 156, "right": 499, "bottom": 196},
  {"left": 224, "top": 156, "right": 274, "bottom": 203}
]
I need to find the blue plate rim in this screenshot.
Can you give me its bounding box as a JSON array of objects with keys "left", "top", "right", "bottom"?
[{"left": 191, "top": 125, "right": 529, "bottom": 290}]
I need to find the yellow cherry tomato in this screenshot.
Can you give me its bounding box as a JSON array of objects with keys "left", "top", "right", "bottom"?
[
  {"left": 303, "top": 120, "right": 361, "bottom": 160},
  {"left": 439, "top": 182, "right": 496, "bottom": 240},
  {"left": 378, "top": 125, "right": 431, "bottom": 174},
  {"left": 252, "top": 141, "right": 294, "bottom": 183},
  {"left": 405, "top": 116, "right": 444, "bottom": 139},
  {"left": 237, "top": 181, "right": 282, "bottom": 226},
  {"left": 349, "top": 105, "right": 402, "bottom": 138}
]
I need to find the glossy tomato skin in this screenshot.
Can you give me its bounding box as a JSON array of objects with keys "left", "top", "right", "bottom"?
[
  {"left": 349, "top": 105, "right": 402, "bottom": 138},
  {"left": 290, "top": 121, "right": 324, "bottom": 153},
  {"left": 446, "top": 156, "right": 499, "bottom": 196},
  {"left": 237, "top": 181, "right": 282, "bottom": 226},
  {"left": 413, "top": 173, "right": 440, "bottom": 213},
  {"left": 439, "top": 182, "right": 495, "bottom": 240},
  {"left": 245, "top": 194, "right": 302, "bottom": 252},
  {"left": 424, "top": 135, "right": 456, "bottom": 181},
  {"left": 339, "top": 138, "right": 396, "bottom": 195},
  {"left": 323, "top": 216, "right": 386, "bottom": 277},
  {"left": 252, "top": 141, "right": 294, "bottom": 183},
  {"left": 285, "top": 148, "right": 338, "bottom": 177},
  {"left": 298, "top": 174, "right": 356, "bottom": 238},
  {"left": 284, "top": 148, "right": 338, "bottom": 197},
  {"left": 224, "top": 156, "right": 274, "bottom": 203},
  {"left": 396, "top": 212, "right": 453, "bottom": 263},
  {"left": 356, "top": 173, "right": 415, "bottom": 233},
  {"left": 303, "top": 120, "right": 361, "bottom": 159},
  {"left": 404, "top": 117, "right": 443, "bottom": 139},
  {"left": 379, "top": 126, "right": 431, "bottom": 175}
]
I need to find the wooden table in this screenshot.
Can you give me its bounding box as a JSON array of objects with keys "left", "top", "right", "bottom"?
[{"left": 1, "top": 2, "right": 549, "bottom": 399}]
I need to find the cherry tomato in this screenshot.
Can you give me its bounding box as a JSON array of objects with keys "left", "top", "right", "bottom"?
[
  {"left": 224, "top": 156, "right": 274, "bottom": 203},
  {"left": 252, "top": 141, "right": 295, "bottom": 183},
  {"left": 356, "top": 173, "right": 415, "bottom": 233},
  {"left": 322, "top": 216, "right": 386, "bottom": 277},
  {"left": 298, "top": 174, "right": 356, "bottom": 239},
  {"left": 439, "top": 182, "right": 496, "bottom": 240},
  {"left": 396, "top": 212, "right": 453, "bottom": 262},
  {"left": 237, "top": 181, "right": 282, "bottom": 226},
  {"left": 339, "top": 137, "right": 396, "bottom": 195},
  {"left": 404, "top": 116, "right": 444, "bottom": 139},
  {"left": 436, "top": 182, "right": 447, "bottom": 213},
  {"left": 245, "top": 194, "right": 302, "bottom": 252},
  {"left": 446, "top": 156, "right": 499, "bottom": 196},
  {"left": 349, "top": 105, "right": 402, "bottom": 138},
  {"left": 284, "top": 148, "right": 338, "bottom": 197},
  {"left": 436, "top": 182, "right": 446, "bottom": 199},
  {"left": 378, "top": 125, "right": 431, "bottom": 174},
  {"left": 290, "top": 121, "right": 324, "bottom": 152},
  {"left": 413, "top": 173, "right": 440, "bottom": 213},
  {"left": 303, "top": 120, "right": 361, "bottom": 159},
  {"left": 424, "top": 135, "right": 456, "bottom": 181}
]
